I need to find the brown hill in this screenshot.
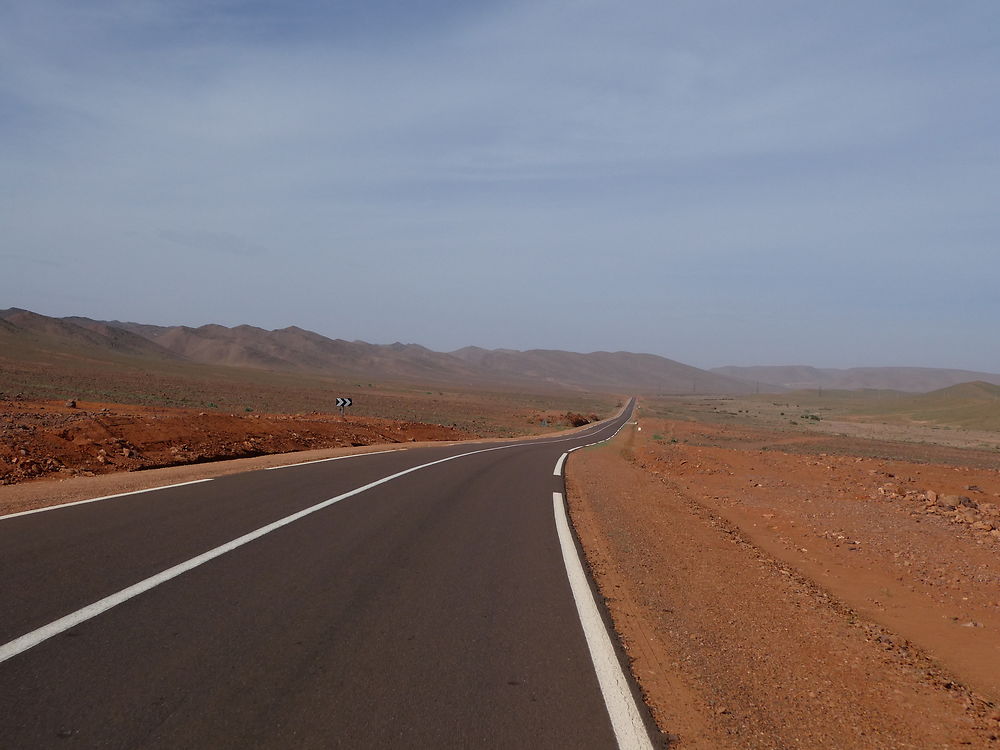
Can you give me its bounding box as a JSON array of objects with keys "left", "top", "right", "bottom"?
[
  {"left": 101, "top": 322, "right": 486, "bottom": 382},
  {"left": 0, "top": 308, "right": 179, "bottom": 361},
  {"left": 713, "top": 365, "right": 1000, "bottom": 393},
  {"left": 927, "top": 381, "right": 1000, "bottom": 400},
  {"left": 858, "top": 381, "right": 1000, "bottom": 432},
  {"left": 100, "top": 320, "right": 173, "bottom": 341},
  {"left": 1, "top": 308, "right": 761, "bottom": 394},
  {"left": 96, "top": 315, "right": 759, "bottom": 393},
  {"left": 451, "top": 346, "right": 761, "bottom": 394}
]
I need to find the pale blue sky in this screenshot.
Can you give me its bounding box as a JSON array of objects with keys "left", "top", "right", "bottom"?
[{"left": 2, "top": 1, "right": 998, "bottom": 370}]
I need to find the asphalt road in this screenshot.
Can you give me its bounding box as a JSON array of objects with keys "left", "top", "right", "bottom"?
[{"left": 0, "top": 398, "right": 657, "bottom": 749}]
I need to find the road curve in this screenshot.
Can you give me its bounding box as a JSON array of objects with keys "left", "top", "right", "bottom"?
[{"left": 0, "top": 398, "right": 658, "bottom": 748}]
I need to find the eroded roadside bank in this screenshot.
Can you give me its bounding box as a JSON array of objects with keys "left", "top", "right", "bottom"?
[{"left": 566, "top": 418, "right": 1000, "bottom": 748}]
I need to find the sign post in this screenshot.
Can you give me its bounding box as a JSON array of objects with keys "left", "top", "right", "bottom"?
[{"left": 336, "top": 397, "right": 352, "bottom": 416}]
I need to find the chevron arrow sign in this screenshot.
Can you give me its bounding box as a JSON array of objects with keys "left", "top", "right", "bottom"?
[{"left": 336, "top": 397, "right": 352, "bottom": 408}]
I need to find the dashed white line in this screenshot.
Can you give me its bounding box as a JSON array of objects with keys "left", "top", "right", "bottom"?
[
  {"left": 0, "top": 415, "right": 634, "bottom": 665},
  {"left": 0, "top": 402, "right": 638, "bottom": 666},
  {"left": 552, "top": 491, "right": 653, "bottom": 750},
  {"left": 0, "top": 479, "right": 215, "bottom": 522},
  {"left": 553, "top": 452, "right": 568, "bottom": 476},
  {"left": 0, "top": 400, "right": 634, "bottom": 522}
]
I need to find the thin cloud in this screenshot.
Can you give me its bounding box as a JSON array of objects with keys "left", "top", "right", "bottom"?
[
  {"left": 1, "top": 0, "right": 998, "bottom": 371},
  {"left": 157, "top": 229, "right": 269, "bottom": 258}
]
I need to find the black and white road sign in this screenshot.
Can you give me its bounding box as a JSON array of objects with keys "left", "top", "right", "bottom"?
[{"left": 336, "top": 397, "right": 352, "bottom": 408}]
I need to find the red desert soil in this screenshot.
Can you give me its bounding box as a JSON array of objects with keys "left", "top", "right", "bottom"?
[
  {"left": 0, "top": 399, "right": 472, "bottom": 487},
  {"left": 567, "top": 414, "right": 1000, "bottom": 748},
  {"left": 0, "top": 398, "right": 604, "bottom": 515}
]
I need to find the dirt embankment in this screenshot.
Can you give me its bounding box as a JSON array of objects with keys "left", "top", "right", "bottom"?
[
  {"left": 568, "top": 417, "right": 1000, "bottom": 748},
  {"left": 0, "top": 399, "right": 471, "bottom": 487}
]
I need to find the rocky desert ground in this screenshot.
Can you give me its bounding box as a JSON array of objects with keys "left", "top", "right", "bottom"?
[
  {"left": 569, "top": 395, "right": 1000, "bottom": 748},
  {"left": 0, "top": 393, "right": 608, "bottom": 514}
]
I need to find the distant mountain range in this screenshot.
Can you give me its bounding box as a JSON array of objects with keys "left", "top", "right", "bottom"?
[
  {"left": 6, "top": 308, "right": 997, "bottom": 395},
  {"left": 712, "top": 365, "right": 1000, "bottom": 393},
  {"left": 0, "top": 308, "right": 757, "bottom": 394}
]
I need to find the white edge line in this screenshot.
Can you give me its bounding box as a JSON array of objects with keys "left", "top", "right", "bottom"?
[
  {"left": 553, "top": 452, "right": 568, "bottom": 476},
  {"left": 1, "top": 399, "right": 634, "bottom": 522},
  {"left": 264, "top": 448, "right": 402, "bottom": 471},
  {"left": 0, "top": 479, "right": 215, "bottom": 521},
  {"left": 552, "top": 491, "right": 653, "bottom": 750},
  {"left": 0, "top": 414, "right": 632, "bottom": 665}
]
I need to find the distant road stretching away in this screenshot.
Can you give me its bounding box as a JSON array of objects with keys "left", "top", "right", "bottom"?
[{"left": 0, "top": 399, "right": 659, "bottom": 748}]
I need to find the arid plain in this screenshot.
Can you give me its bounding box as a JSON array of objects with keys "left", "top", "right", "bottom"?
[
  {"left": 570, "top": 393, "right": 1000, "bottom": 748},
  {"left": 3, "top": 308, "right": 1000, "bottom": 747}
]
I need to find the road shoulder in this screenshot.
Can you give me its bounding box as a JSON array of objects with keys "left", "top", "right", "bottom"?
[{"left": 565, "top": 427, "right": 999, "bottom": 748}]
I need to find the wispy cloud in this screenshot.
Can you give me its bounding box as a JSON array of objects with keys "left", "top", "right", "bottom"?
[
  {"left": 157, "top": 229, "right": 268, "bottom": 257},
  {"left": 2, "top": 0, "right": 998, "bottom": 369}
]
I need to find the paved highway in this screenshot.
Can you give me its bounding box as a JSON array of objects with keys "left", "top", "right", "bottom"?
[{"left": 0, "top": 399, "right": 658, "bottom": 748}]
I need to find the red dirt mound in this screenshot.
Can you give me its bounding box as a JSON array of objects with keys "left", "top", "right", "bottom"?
[{"left": 0, "top": 399, "right": 470, "bottom": 486}]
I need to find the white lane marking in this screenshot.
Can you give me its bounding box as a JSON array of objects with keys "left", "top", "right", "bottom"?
[
  {"left": 553, "top": 452, "right": 568, "bottom": 476},
  {"left": 0, "top": 479, "right": 215, "bottom": 522},
  {"left": 0, "top": 415, "right": 632, "bottom": 665},
  {"left": 0, "top": 402, "right": 634, "bottom": 522},
  {"left": 264, "top": 449, "right": 402, "bottom": 471},
  {"left": 552, "top": 491, "right": 653, "bottom": 750}
]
